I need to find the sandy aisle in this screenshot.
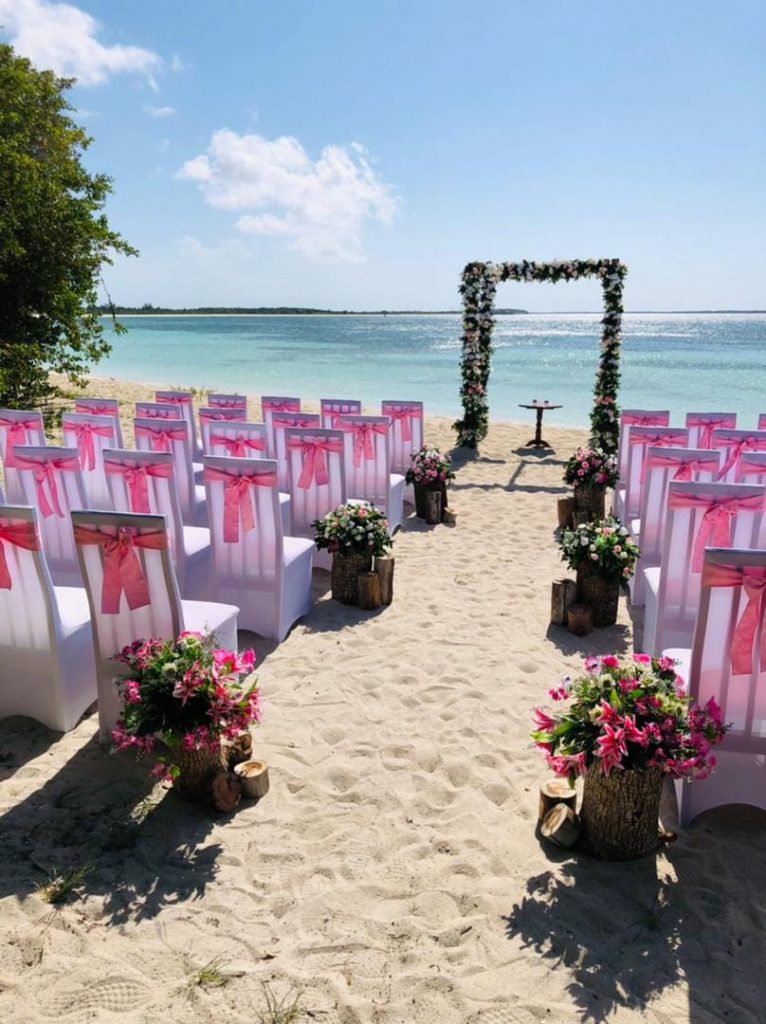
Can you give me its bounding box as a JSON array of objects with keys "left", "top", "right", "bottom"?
[{"left": 0, "top": 378, "right": 763, "bottom": 1024}]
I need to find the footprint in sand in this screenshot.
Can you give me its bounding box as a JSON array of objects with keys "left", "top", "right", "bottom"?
[{"left": 40, "top": 977, "right": 153, "bottom": 1015}]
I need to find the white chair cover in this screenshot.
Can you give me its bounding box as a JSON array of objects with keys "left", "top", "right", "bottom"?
[
  {"left": 340, "top": 415, "right": 405, "bottom": 533},
  {"left": 285, "top": 428, "right": 346, "bottom": 570},
  {"left": 321, "top": 399, "right": 362, "bottom": 431},
  {"left": 0, "top": 408, "right": 46, "bottom": 503},
  {"left": 155, "top": 390, "right": 201, "bottom": 458},
  {"left": 667, "top": 547, "right": 766, "bottom": 825},
  {"left": 382, "top": 401, "right": 424, "bottom": 477},
  {"left": 203, "top": 456, "right": 313, "bottom": 641},
  {"left": 103, "top": 448, "right": 211, "bottom": 600},
  {"left": 643, "top": 481, "right": 765, "bottom": 656},
  {"left": 614, "top": 409, "right": 670, "bottom": 518},
  {"left": 135, "top": 401, "right": 182, "bottom": 420},
  {"left": 623, "top": 426, "right": 689, "bottom": 520},
  {"left": 134, "top": 416, "right": 205, "bottom": 526},
  {"left": 208, "top": 393, "right": 247, "bottom": 412},
  {"left": 199, "top": 406, "right": 247, "bottom": 454},
  {"left": 712, "top": 428, "right": 766, "bottom": 483},
  {"left": 685, "top": 412, "right": 737, "bottom": 449},
  {"left": 72, "top": 509, "right": 238, "bottom": 741},
  {"left": 62, "top": 411, "right": 119, "bottom": 510},
  {"left": 0, "top": 505, "right": 96, "bottom": 732},
  {"left": 631, "top": 447, "right": 720, "bottom": 605},
  {"left": 740, "top": 453, "right": 766, "bottom": 493},
  {"left": 272, "top": 412, "right": 321, "bottom": 491},
  {"left": 207, "top": 420, "right": 268, "bottom": 460},
  {"left": 262, "top": 396, "right": 301, "bottom": 457},
  {"left": 13, "top": 445, "right": 88, "bottom": 586},
  {"left": 74, "top": 398, "right": 124, "bottom": 447}
]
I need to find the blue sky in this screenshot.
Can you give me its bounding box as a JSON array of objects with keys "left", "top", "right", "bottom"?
[{"left": 2, "top": 0, "right": 765, "bottom": 310}]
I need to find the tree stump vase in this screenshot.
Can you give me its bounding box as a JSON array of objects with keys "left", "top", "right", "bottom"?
[
  {"left": 576, "top": 565, "right": 620, "bottom": 627},
  {"left": 424, "top": 489, "right": 442, "bottom": 525},
  {"left": 414, "top": 481, "right": 448, "bottom": 520},
  {"left": 331, "top": 551, "right": 373, "bottom": 605},
  {"left": 572, "top": 484, "right": 606, "bottom": 526},
  {"left": 171, "top": 742, "right": 225, "bottom": 801},
  {"left": 580, "top": 764, "right": 663, "bottom": 861}
]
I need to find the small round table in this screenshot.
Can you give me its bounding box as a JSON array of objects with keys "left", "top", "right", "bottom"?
[{"left": 519, "top": 401, "right": 562, "bottom": 448}]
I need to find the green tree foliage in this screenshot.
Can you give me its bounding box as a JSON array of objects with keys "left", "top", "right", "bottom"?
[{"left": 0, "top": 44, "right": 136, "bottom": 410}]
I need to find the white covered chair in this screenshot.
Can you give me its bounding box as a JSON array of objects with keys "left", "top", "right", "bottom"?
[
  {"left": 685, "top": 412, "right": 737, "bottom": 449},
  {"left": 13, "top": 445, "right": 87, "bottom": 586},
  {"left": 135, "top": 401, "right": 182, "bottom": 421},
  {"left": 62, "top": 411, "right": 120, "bottom": 510},
  {"left": 740, "top": 453, "right": 766, "bottom": 491},
  {"left": 134, "top": 417, "right": 206, "bottom": 526},
  {"left": 272, "top": 411, "right": 321, "bottom": 491},
  {"left": 155, "top": 390, "right": 201, "bottom": 458},
  {"left": 382, "top": 401, "right": 424, "bottom": 475},
  {"left": 712, "top": 428, "right": 766, "bottom": 483},
  {"left": 623, "top": 425, "right": 689, "bottom": 521},
  {"left": 199, "top": 406, "right": 247, "bottom": 454},
  {"left": 340, "top": 415, "right": 405, "bottom": 534},
  {"left": 630, "top": 446, "right": 721, "bottom": 606},
  {"left": 643, "top": 481, "right": 765, "bottom": 656},
  {"left": 0, "top": 505, "right": 96, "bottom": 732},
  {"left": 321, "top": 399, "right": 362, "bottom": 430},
  {"left": 72, "top": 509, "right": 238, "bottom": 741},
  {"left": 614, "top": 409, "right": 670, "bottom": 518},
  {"left": 203, "top": 456, "right": 313, "bottom": 641},
  {"left": 0, "top": 408, "right": 46, "bottom": 503},
  {"left": 104, "top": 448, "right": 211, "bottom": 601},
  {"left": 208, "top": 393, "right": 247, "bottom": 412},
  {"left": 665, "top": 547, "right": 766, "bottom": 825},
  {"left": 207, "top": 420, "right": 267, "bottom": 459},
  {"left": 262, "top": 396, "right": 301, "bottom": 457},
  {"left": 285, "top": 428, "right": 346, "bottom": 570},
  {"left": 74, "top": 398, "right": 124, "bottom": 447}
]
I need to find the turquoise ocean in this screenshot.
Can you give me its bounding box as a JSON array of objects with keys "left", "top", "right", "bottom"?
[{"left": 99, "top": 312, "right": 766, "bottom": 428}]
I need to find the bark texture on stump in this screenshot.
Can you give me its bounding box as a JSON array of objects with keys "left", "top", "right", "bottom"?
[
  {"left": 538, "top": 779, "right": 578, "bottom": 822},
  {"left": 172, "top": 743, "right": 225, "bottom": 801},
  {"left": 557, "top": 496, "right": 574, "bottom": 529},
  {"left": 567, "top": 602, "right": 593, "bottom": 636},
  {"left": 580, "top": 764, "right": 663, "bottom": 861},
  {"left": 424, "top": 489, "right": 442, "bottom": 524},
  {"left": 376, "top": 555, "right": 395, "bottom": 605},
  {"left": 331, "top": 552, "right": 372, "bottom": 604},
  {"left": 576, "top": 565, "right": 620, "bottom": 627},
  {"left": 572, "top": 483, "right": 606, "bottom": 525},
  {"left": 357, "top": 571, "right": 381, "bottom": 609},
  {"left": 551, "top": 578, "right": 577, "bottom": 627}
]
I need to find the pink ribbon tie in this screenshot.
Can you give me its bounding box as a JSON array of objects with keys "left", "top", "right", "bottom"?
[
  {"left": 265, "top": 401, "right": 300, "bottom": 416},
  {"left": 669, "top": 492, "right": 764, "bottom": 572},
  {"left": 210, "top": 434, "right": 266, "bottom": 457},
  {"left": 157, "top": 394, "right": 192, "bottom": 406},
  {"left": 74, "top": 525, "right": 167, "bottom": 613},
  {"left": 71, "top": 422, "right": 114, "bottom": 471},
  {"left": 388, "top": 407, "right": 415, "bottom": 443},
  {"left": 346, "top": 422, "right": 388, "bottom": 468},
  {"left": 104, "top": 461, "right": 173, "bottom": 513},
  {"left": 12, "top": 455, "right": 80, "bottom": 518},
  {"left": 645, "top": 453, "right": 720, "bottom": 482},
  {"left": 702, "top": 563, "right": 766, "bottom": 675},
  {"left": 287, "top": 437, "right": 344, "bottom": 489},
  {"left": 135, "top": 424, "right": 187, "bottom": 453},
  {"left": 75, "top": 403, "right": 115, "bottom": 417},
  {"left": 623, "top": 414, "right": 668, "bottom": 427},
  {"left": 629, "top": 433, "right": 684, "bottom": 482},
  {"left": 687, "top": 417, "right": 734, "bottom": 449},
  {"left": 204, "top": 466, "right": 278, "bottom": 543},
  {"left": 0, "top": 417, "right": 39, "bottom": 468},
  {"left": 0, "top": 521, "right": 40, "bottom": 590},
  {"left": 718, "top": 437, "right": 766, "bottom": 480}
]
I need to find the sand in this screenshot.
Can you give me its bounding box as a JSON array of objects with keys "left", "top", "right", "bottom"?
[{"left": 0, "top": 377, "right": 764, "bottom": 1024}]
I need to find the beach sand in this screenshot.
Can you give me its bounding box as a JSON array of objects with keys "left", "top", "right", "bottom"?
[{"left": 0, "top": 377, "right": 764, "bottom": 1023}]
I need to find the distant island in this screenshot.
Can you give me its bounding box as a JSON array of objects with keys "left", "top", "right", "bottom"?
[{"left": 96, "top": 304, "right": 529, "bottom": 316}]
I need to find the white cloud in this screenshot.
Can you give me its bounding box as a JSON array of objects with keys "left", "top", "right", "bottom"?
[
  {"left": 159, "top": 137, "right": 170, "bottom": 154},
  {"left": 144, "top": 104, "right": 176, "bottom": 118},
  {"left": 0, "top": 0, "right": 162, "bottom": 87},
  {"left": 177, "top": 129, "right": 398, "bottom": 262}
]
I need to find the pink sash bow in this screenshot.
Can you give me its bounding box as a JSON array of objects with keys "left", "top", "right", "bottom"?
[
  {"left": 668, "top": 491, "right": 764, "bottom": 572},
  {"left": 210, "top": 398, "right": 246, "bottom": 410},
  {"left": 0, "top": 521, "right": 40, "bottom": 590},
  {"left": 287, "top": 437, "right": 343, "bottom": 489},
  {"left": 204, "top": 466, "right": 278, "bottom": 543},
  {"left": 104, "top": 460, "right": 173, "bottom": 513},
  {"left": 142, "top": 408, "right": 179, "bottom": 420},
  {"left": 200, "top": 410, "right": 244, "bottom": 424},
  {"left": 0, "top": 417, "right": 39, "bottom": 468},
  {"left": 75, "top": 403, "right": 115, "bottom": 418},
  {"left": 717, "top": 437, "right": 766, "bottom": 480},
  {"left": 12, "top": 455, "right": 80, "bottom": 518},
  {"left": 701, "top": 563, "right": 766, "bottom": 675},
  {"left": 210, "top": 434, "right": 266, "bottom": 457},
  {"left": 687, "top": 416, "right": 735, "bottom": 449},
  {"left": 273, "top": 416, "right": 319, "bottom": 433},
  {"left": 70, "top": 422, "right": 114, "bottom": 471},
  {"left": 629, "top": 433, "right": 684, "bottom": 482},
  {"left": 265, "top": 401, "right": 300, "bottom": 415},
  {"left": 73, "top": 525, "right": 167, "bottom": 613},
  {"left": 387, "top": 407, "right": 415, "bottom": 443},
  {"left": 135, "top": 424, "right": 187, "bottom": 453},
  {"left": 345, "top": 422, "right": 388, "bottom": 468},
  {"left": 157, "top": 394, "right": 192, "bottom": 406},
  {"left": 645, "top": 452, "right": 720, "bottom": 482},
  {"left": 622, "top": 414, "right": 668, "bottom": 427}
]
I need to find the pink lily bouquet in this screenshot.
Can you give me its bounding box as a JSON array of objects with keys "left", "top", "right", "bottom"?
[
  {"left": 312, "top": 501, "right": 392, "bottom": 556},
  {"left": 559, "top": 518, "right": 640, "bottom": 583},
  {"left": 532, "top": 654, "right": 727, "bottom": 785},
  {"left": 563, "top": 446, "right": 618, "bottom": 489},
  {"left": 405, "top": 445, "right": 455, "bottom": 490},
  {"left": 111, "top": 631, "right": 260, "bottom": 784}
]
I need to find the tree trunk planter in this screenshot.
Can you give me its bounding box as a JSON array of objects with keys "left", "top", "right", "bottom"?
[
  {"left": 414, "top": 481, "right": 449, "bottom": 521},
  {"left": 576, "top": 565, "right": 620, "bottom": 627},
  {"left": 171, "top": 742, "right": 225, "bottom": 801},
  {"left": 424, "top": 489, "right": 442, "bottom": 525},
  {"left": 580, "top": 764, "right": 663, "bottom": 861},
  {"left": 572, "top": 483, "right": 606, "bottom": 525},
  {"left": 331, "top": 551, "right": 372, "bottom": 604}
]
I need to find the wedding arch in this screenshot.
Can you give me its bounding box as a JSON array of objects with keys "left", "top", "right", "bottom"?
[{"left": 454, "top": 258, "right": 628, "bottom": 453}]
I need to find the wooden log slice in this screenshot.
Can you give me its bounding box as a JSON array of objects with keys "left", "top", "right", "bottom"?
[
  {"left": 567, "top": 602, "right": 594, "bottom": 636},
  {"left": 550, "top": 578, "right": 577, "bottom": 626},
  {"left": 357, "top": 571, "right": 381, "bottom": 610},
  {"left": 210, "top": 770, "right": 242, "bottom": 813},
  {"left": 557, "top": 496, "right": 574, "bottom": 529},
  {"left": 234, "top": 760, "right": 270, "bottom": 800},
  {"left": 538, "top": 779, "right": 578, "bottom": 822},
  {"left": 375, "top": 555, "right": 395, "bottom": 605},
  {"left": 541, "top": 803, "right": 582, "bottom": 849}
]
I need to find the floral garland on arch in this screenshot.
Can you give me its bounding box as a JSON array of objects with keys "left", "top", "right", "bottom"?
[{"left": 454, "top": 258, "right": 628, "bottom": 453}]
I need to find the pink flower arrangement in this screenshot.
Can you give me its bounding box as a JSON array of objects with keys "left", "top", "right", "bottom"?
[
  {"left": 563, "top": 446, "right": 618, "bottom": 489},
  {"left": 111, "top": 631, "right": 260, "bottom": 784},
  {"left": 406, "top": 445, "right": 455, "bottom": 490},
  {"left": 531, "top": 654, "right": 727, "bottom": 784}
]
